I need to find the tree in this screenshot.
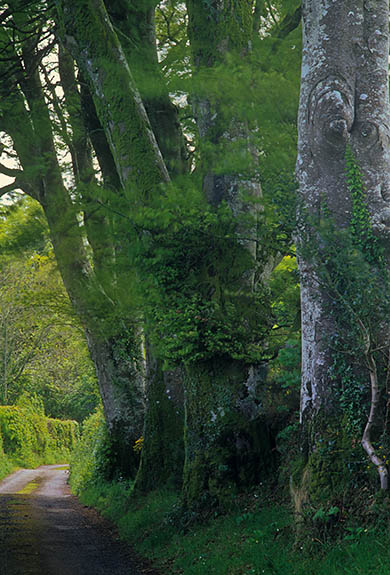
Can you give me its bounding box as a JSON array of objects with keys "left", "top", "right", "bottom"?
[
  {"left": 296, "top": 0, "right": 390, "bottom": 500},
  {"left": 0, "top": 0, "right": 302, "bottom": 501},
  {"left": 0, "top": 197, "right": 99, "bottom": 421},
  {"left": 0, "top": 1, "right": 145, "bottom": 477}
]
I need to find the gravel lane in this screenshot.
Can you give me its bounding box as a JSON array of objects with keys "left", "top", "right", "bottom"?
[{"left": 0, "top": 465, "right": 153, "bottom": 575}]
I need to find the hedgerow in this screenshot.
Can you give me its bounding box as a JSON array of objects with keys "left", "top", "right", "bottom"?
[{"left": 0, "top": 401, "right": 79, "bottom": 474}]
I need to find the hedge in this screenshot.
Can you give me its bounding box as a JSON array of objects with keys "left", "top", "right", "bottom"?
[{"left": 0, "top": 405, "right": 79, "bottom": 468}]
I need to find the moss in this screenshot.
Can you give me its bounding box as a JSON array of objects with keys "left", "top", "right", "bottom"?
[
  {"left": 134, "top": 364, "right": 184, "bottom": 492},
  {"left": 187, "top": 0, "right": 253, "bottom": 67},
  {"left": 182, "top": 357, "right": 276, "bottom": 511},
  {"left": 107, "top": 0, "right": 188, "bottom": 177},
  {"left": 293, "top": 413, "right": 377, "bottom": 519},
  {"left": 58, "top": 0, "right": 168, "bottom": 199}
]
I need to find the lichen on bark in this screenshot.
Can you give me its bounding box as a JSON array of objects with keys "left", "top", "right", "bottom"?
[{"left": 296, "top": 0, "right": 390, "bottom": 502}]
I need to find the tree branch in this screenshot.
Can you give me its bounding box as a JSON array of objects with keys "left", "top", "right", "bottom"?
[
  {"left": 274, "top": 6, "right": 301, "bottom": 41},
  {"left": 0, "top": 162, "right": 23, "bottom": 177},
  {"left": 0, "top": 179, "right": 21, "bottom": 196}
]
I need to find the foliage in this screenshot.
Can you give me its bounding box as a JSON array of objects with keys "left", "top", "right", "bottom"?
[
  {"left": 1, "top": 0, "right": 303, "bottom": 530},
  {"left": 71, "top": 477, "right": 390, "bottom": 575},
  {"left": 297, "top": 149, "right": 390, "bottom": 512},
  {"left": 0, "top": 197, "right": 99, "bottom": 421},
  {"left": 133, "top": 436, "right": 144, "bottom": 453},
  {"left": 69, "top": 408, "right": 112, "bottom": 495},
  {"left": 0, "top": 197, "right": 48, "bottom": 258},
  {"left": 0, "top": 397, "right": 79, "bottom": 468},
  {"left": 132, "top": 184, "right": 273, "bottom": 365}
]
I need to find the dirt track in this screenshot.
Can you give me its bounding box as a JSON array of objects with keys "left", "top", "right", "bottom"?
[{"left": 0, "top": 465, "right": 155, "bottom": 575}]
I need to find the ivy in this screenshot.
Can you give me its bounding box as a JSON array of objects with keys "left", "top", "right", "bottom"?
[
  {"left": 303, "top": 149, "right": 390, "bottom": 487},
  {"left": 345, "top": 145, "right": 383, "bottom": 264},
  {"left": 130, "top": 183, "right": 273, "bottom": 365}
]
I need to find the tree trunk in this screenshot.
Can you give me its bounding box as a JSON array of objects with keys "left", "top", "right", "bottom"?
[
  {"left": 134, "top": 345, "right": 184, "bottom": 492},
  {"left": 57, "top": 0, "right": 188, "bottom": 489},
  {"left": 297, "top": 0, "right": 390, "bottom": 495},
  {"left": 0, "top": 11, "right": 145, "bottom": 478},
  {"left": 187, "top": 0, "right": 259, "bottom": 261},
  {"left": 181, "top": 0, "right": 273, "bottom": 510},
  {"left": 106, "top": 0, "right": 188, "bottom": 178},
  {"left": 57, "top": 0, "right": 170, "bottom": 194},
  {"left": 182, "top": 358, "right": 274, "bottom": 510}
]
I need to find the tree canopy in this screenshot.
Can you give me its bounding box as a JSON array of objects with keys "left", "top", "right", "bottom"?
[{"left": 1, "top": 0, "right": 389, "bottom": 548}]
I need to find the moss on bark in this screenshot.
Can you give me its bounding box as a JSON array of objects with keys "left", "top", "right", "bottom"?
[
  {"left": 182, "top": 357, "right": 276, "bottom": 510},
  {"left": 57, "top": 0, "right": 170, "bottom": 197},
  {"left": 135, "top": 358, "right": 184, "bottom": 492}
]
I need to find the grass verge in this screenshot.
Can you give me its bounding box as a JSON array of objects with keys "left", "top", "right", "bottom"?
[{"left": 73, "top": 480, "right": 390, "bottom": 575}]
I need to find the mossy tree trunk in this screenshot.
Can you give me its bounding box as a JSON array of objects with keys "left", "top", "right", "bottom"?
[
  {"left": 102, "top": 1, "right": 188, "bottom": 491},
  {"left": 181, "top": 1, "right": 275, "bottom": 510},
  {"left": 57, "top": 0, "right": 170, "bottom": 193},
  {"left": 106, "top": 0, "right": 188, "bottom": 178},
  {"left": 183, "top": 358, "right": 275, "bottom": 510},
  {"left": 296, "top": 0, "right": 390, "bottom": 498},
  {"left": 187, "top": 0, "right": 260, "bottom": 261},
  {"left": 0, "top": 4, "right": 145, "bottom": 478},
  {"left": 135, "top": 346, "right": 184, "bottom": 492},
  {"left": 57, "top": 0, "right": 186, "bottom": 487}
]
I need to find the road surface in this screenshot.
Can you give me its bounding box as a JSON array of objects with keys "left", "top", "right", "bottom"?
[{"left": 0, "top": 465, "right": 155, "bottom": 575}]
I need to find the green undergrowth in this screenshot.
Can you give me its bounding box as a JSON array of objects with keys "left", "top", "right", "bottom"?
[
  {"left": 69, "top": 478, "right": 390, "bottom": 575},
  {"left": 70, "top": 410, "right": 390, "bottom": 574},
  {"left": 0, "top": 398, "right": 79, "bottom": 476},
  {"left": 0, "top": 452, "right": 18, "bottom": 481}
]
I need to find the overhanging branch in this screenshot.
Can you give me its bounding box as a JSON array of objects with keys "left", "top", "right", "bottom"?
[
  {"left": 0, "top": 162, "right": 23, "bottom": 177},
  {"left": 0, "top": 179, "right": 21, "bottom": 196}
]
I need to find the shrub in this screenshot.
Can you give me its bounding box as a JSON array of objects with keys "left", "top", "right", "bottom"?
[{"left": 0, "top": 402, "right": 79, "bottom": 468}]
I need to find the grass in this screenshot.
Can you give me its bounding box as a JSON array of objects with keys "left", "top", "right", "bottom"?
[
  {"left": 0, "top": 453, "right": 18, "bottom": 482},
  {"left": 73, "top": 480, "right": 390, "bottom": 575}
]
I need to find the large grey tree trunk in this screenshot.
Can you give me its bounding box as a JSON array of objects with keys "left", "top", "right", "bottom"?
[{"left": 297, "top": 0, "right": 390, "bottom": 492}]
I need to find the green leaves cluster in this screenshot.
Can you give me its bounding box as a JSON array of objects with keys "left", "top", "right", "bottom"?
[
  {"left": 346, "top": 146, "right": 382, "bottom": 263},
  {"left": 0, "top": 196, "right": 99, "bottom": 421},
  {"left": 131, "top": 184, "right": 272, "bottom": 364},
  {"left": 306, "top": 150, "right": 390, "bottom": 435},
  {"left": 0, "top": 396, "right": 79, "bottom": 467}
]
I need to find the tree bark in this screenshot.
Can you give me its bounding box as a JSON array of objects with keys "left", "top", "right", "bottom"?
[
  {"left": 180, "top": 0, "right": 274, "bottom": 510},
  {"left": 57, "top": 0, "right": 170, "bottom": 194},
  {"left": 182, "top": 358, "right": 274, "bottom": 510},
  {"left": 106, "top": 0, "right": 188, "bottom": 178},
  {"left": 57, "top": 0, "right": 188, "bottom": 487},
  {"left": 134, "top": 345, "right": 184, "bottom": 492},
  {"left": 297, "top": 0, "right": 390, "bottom": 487}
]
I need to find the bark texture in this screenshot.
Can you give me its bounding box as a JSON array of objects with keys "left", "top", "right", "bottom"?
[
  {"left": 183, "top": 359, "right": 274, "bottom": 510},
  {"left": 57, "top": 0, "right": 170, "bottom": 194},
  {"left": 106, "top": 0, "right": 188, "bottom": 178},
  {"left": 0, "top": 4, "right": 145, "bottom": 478},
  {"left": 134, "top": 347, "right": 184, "bottom": 492},
  {"left": 181, "top": 0, "right": 273, "bottom": 510},
  {"left": 297, "top": 0, "right": 390, "bottom": 485},
  {"left": 187, "top": 0, "right": 260, "bottom": 260}
]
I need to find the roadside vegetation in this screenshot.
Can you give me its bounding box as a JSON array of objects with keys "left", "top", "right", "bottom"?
[
  {"left": 2, "top": 2, "right": 390, "bottom": 574},
  {"left": 71, "top": 453, "right": 390, "bottom": 575},
  {"left": 0, "top": 394, "right": 79, "bottom": 481}
]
